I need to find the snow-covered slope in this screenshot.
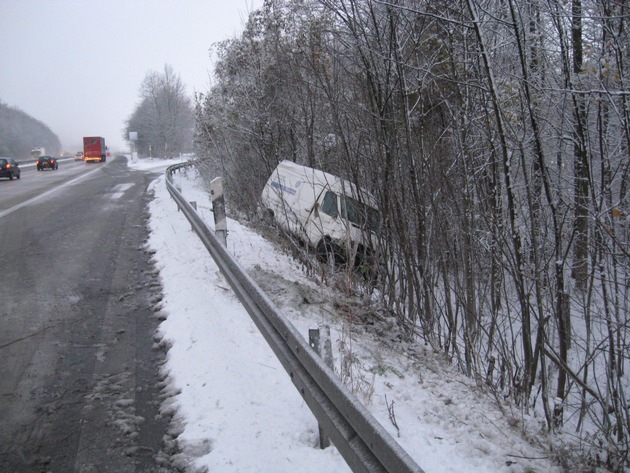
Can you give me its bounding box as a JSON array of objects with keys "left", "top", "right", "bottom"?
[{"left": 133, "top": 158, "right": 561, "bottom": 473}]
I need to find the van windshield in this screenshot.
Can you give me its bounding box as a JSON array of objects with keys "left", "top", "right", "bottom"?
[{"left": 340, "top": 195, "right": 380, "bottom": 233}]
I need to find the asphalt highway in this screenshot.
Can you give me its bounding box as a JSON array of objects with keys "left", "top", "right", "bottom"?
[{"left": 0, "top": 156, "right": 172, "bottom": 472}]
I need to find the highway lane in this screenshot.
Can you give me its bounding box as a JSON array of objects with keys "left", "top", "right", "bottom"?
[
  {"left": 0, "top": 156, "right": 173, "bottom": 472},
  {"left": 0, "top": 158, "right": 90, "bottom": 212}
]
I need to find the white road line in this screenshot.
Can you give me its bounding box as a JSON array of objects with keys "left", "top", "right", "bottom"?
[
  {"left": 110, "top": 183, "right": 135, "bottom": 200},
  {"left": 0, "top": 165, "right": 104, "bottom": 219}
]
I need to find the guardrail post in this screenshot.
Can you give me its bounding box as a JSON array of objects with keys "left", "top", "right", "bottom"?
[
  {"left": 309, "top": 326, "right": 333, "bottom": 449},
  {"left": 210, "top": 177, "right": 227, "bottom": 246}
]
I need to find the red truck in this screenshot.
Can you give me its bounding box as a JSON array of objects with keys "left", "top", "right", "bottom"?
[{"left": 83, "top": 136, "right": 107, "bottom": 163}]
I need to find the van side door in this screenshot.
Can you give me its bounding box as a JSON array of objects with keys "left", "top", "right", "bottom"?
[{"left": 303, "top": 189, "right": 344, "bottom": 247}]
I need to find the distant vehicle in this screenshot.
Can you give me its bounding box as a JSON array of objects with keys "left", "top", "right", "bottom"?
[
  {"left": 37, "top": 156, "right": 58, "bottom": 171},
  {"left": 261, "top": 160, "right": 381, "bottom": 266},
  {"left": 83, "top": 137, "right": 106, "bottom": 163},
  {"left": 75, "top": 151, "right": 84, "bottom": 161},
  {"left": 31, "top": 147, "right": 45, "bottom": 160},
  {"left": 0, "top": 158, "right": 21, "bottom": 180}
]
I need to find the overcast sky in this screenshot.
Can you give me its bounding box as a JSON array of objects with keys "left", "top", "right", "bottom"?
[{"left": 0, "top": 0, "right": 264, "bottom": 152}]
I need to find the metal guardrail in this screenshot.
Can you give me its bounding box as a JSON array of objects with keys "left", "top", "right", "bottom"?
[{"left": 165, "top": 162, "right": 424, "bottom": 473}]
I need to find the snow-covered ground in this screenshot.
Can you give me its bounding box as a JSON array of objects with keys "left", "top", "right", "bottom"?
[{"left": 129, "top": 157, "right": 562, "bottom": 473}]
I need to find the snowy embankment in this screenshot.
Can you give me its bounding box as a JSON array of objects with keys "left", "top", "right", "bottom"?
[{"left": 131, "top": 157, "right": 561, "bottom": 473}]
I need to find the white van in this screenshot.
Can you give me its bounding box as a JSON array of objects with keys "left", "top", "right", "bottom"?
[{"left": 261, "top": 160, "right": 381, "bottom": 265}]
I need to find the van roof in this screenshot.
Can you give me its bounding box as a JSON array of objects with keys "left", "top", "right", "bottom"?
[{"left": 274, "top": 160, "right": 377, "bottom": 206}]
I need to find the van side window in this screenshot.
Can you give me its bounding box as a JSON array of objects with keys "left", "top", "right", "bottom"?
[
  {"left": 320, "top": 191, "right": 338, "bottom": 218},
  {"left": 341, "top": 195, "right": 381, "bottom": 232}
]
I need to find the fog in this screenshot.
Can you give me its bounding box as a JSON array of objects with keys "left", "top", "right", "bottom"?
[{"left": 0, "top": 0, "right": 262, "bottom": 152}]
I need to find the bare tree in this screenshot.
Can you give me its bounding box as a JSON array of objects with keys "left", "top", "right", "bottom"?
[
  {"left": 125, "top": 64, "right": 193, "bottom": 157},
  {"left": 194, "top": 0, "right": 630, "bottom": 467}
]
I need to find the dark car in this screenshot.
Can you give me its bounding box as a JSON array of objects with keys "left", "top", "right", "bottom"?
[
  {"left": 0, "top": 158, "right": 21, "bottom": 180},
  {"left": 37, "top": 156, "right": 58, "bottom": 171}
]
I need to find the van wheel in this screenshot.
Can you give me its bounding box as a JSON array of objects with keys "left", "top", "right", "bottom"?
[
  {"left": 263, "top": 208, "right": 275, "bottom": 224},
  {"left": 316, "top": 239, "right": 334, "bottom": 264}
]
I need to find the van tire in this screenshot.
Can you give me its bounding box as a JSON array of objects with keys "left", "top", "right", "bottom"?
[
  {"left": 317, "top": 238, "right": 342, "bottom": 264},
  {"left": 316, "top": 239, "right": 330, "bottom": 263},
  {"left": 263, "top": 208, "right": 275, "bottom": 225}
]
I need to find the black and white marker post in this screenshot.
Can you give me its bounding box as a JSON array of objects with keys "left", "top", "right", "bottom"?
[{"left": 210, "top": 177, "right": 228, "bottom": 246}]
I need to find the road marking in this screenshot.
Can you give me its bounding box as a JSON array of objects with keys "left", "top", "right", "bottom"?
[
  {"left": 110, "top": 183, "right": 135, "bottom": 200},
  {"left": 0, "top": 165, "right": 104, "bottom": 219}
]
